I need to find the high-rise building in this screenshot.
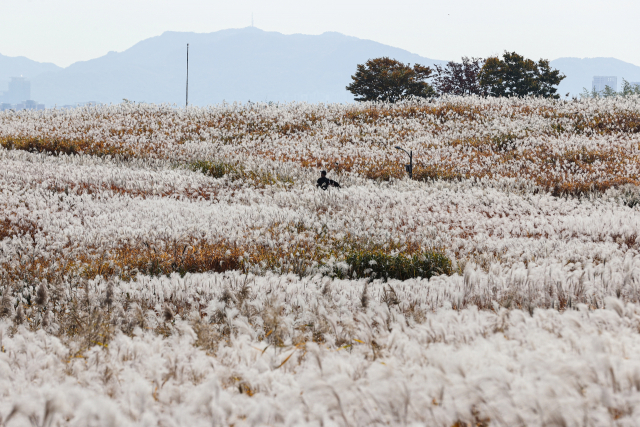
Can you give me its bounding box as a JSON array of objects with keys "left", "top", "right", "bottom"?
[
  {"left": 0, "top": 77, "right": 31, "bottom": 104},
  {"left": 592, "top": 76, "right": 617, "bottom": 93},
  {"left": 0, "top": 77, "right": 47, "bottom": 111}
]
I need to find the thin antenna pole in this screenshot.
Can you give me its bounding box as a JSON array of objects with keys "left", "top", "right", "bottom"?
[{"left": 186, "top": 43, "right": 189, "bottom": 108}]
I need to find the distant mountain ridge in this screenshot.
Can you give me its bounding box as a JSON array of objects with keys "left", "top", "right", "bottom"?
[
  {"left": 28, "top": 28, "right": 447, "bottom": 106},
  {"left": 0, "top": 54, "right": 61, "bottom": 93},
  {"left": 1, "top": 28, "right": 640, "bottom": 105}
]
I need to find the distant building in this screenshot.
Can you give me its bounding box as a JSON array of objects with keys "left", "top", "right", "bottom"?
[
  {"left": 0, "top": 77, "right": 31, "bottom": 104},
  {"left": 0, "top": 101, "right": 46, "bottom": 111},
  {"left": 592, "top": 76, "right": 617, "bottom": 93},
  {"left": 0, "top": 77, "right": 47, "bottom": 111}
]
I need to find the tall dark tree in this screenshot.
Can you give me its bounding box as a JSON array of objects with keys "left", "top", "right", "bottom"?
[
  {"left": 346, "top": 57, "right": 435, "bottom": 102},
  {"left": 478, "top": 51, "right": 565, "bottom": 98},
  {"left": 432, "top": 57, "right": 485, "bottom": 96}
]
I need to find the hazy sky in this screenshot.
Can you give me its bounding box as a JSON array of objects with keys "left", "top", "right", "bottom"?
[{"left": 2, "top": 0, "right": 638, "bottom": 68}]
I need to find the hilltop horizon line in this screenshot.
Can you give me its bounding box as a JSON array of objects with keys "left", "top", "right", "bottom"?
[{"left": 2, "top": 27, "right": 639, "bottom": 69}]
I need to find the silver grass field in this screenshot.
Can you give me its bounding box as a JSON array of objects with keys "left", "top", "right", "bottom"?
[{"left": 1, "top": 96, "right": 640, "bottom": 426}]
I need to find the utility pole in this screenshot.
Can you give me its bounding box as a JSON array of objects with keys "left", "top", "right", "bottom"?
[{"left": 186, "top": 43, "right": 189, "bottom": 108}]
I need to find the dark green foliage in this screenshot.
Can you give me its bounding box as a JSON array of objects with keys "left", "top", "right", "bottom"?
[
  {"left": 190, "top": 160, "right": 240, "bottom": 178},
  {"left": 346, "top": 57, "right": 436, "bottom": 102},
  {"left": 341, "top": 250, "right": 452, "bottom": 281},
  {"left": 491, "top": 132, "right": 519, "bottom": 152},
  {"left": 619, "top": 185, "right": 640, "bottom": 208},
  {"left": 479, "top": 51, "right": 565, "bottom": 99},
  {"left": 189, "top": 160, "right": 294, "bottom": 187}
]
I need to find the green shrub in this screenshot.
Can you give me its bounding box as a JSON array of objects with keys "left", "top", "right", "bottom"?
[
  {"left": 190, "top": 160, "right": 240, "bottom": 179},
  {"left": 341, "top": 250, "right": 452, "bottom": 281},
  {"left": 189, "top": 160, "right": 293, "bottom": 186}
]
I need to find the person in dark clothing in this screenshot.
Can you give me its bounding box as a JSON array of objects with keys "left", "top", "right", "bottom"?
[{"left": 316, "top": 171, "right": 341, "bottom": 190}]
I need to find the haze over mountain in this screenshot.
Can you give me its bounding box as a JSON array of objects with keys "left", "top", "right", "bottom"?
[
  {"left": 2, "top": 28, "right": 640, "bottom": 106},
  {"left": 29, "top": 28, "right": 446, "bottom": 106},
  {"left": 0, "top": 54, "right": 61, "bottom": 93}
]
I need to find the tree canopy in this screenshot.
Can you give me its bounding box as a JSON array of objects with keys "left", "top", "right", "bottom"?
[
  {"left": 478, "top": 51, "right": 565, "bottom": 98},
  {"left": 432, "top": 57, "right": 485, "bottom": 96},
  {"left": 346, "top": 57, "right": 435, "bottom": 102}
]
